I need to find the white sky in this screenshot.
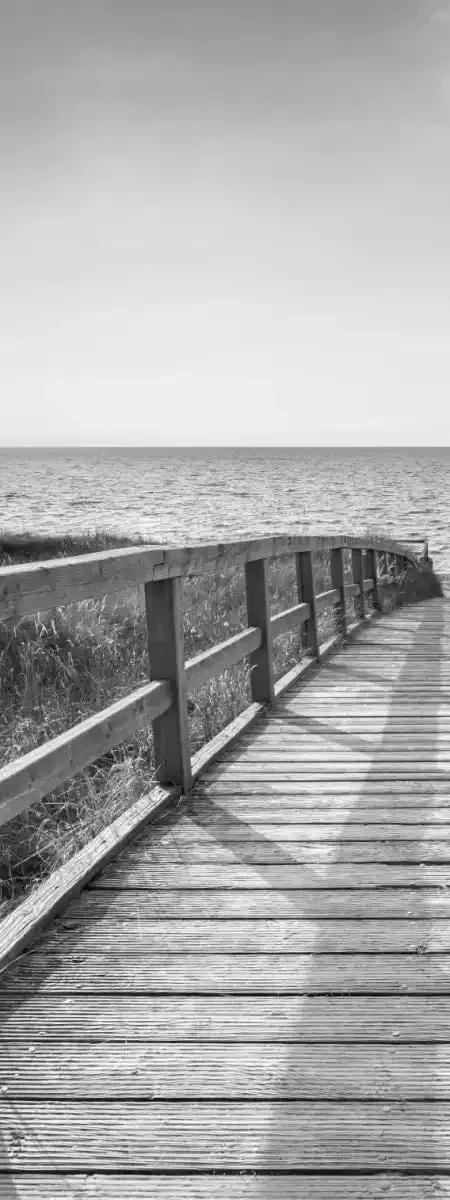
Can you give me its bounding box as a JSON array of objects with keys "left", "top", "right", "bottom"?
[{"left": 1, "top": 0, "right": 450, "bottom": 446}]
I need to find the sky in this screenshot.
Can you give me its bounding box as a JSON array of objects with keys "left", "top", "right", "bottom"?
[{"left": 1, "top": 0, "right": 450, "bottom": 446}]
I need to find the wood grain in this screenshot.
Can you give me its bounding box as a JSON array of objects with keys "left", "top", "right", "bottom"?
[
  {"left": 2, "top": 1100, "right": 450, "bottom": 1169},
  {"left": 2, "top": 994, "right": 449, "bottom": 1042},
  {"left": 2, "top": 1043, "right": 450, "bottom": 1098},
  {"left": 0, "top": 1174, "right": 447, "bottom": 1199},
  {"left": 0, "top": 533, "right": 419, "bottom": 621}
]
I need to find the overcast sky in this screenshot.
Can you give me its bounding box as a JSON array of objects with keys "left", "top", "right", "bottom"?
[{"left": 1, "top": 0, "right": 450, "bottom": 446}]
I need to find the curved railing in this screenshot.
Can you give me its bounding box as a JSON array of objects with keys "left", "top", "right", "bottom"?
[{"left": 0, "top": 533, "right": 423, "bottom": 828}]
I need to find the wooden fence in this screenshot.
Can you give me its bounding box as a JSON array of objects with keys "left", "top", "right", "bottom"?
[{"left": 0, "top": 534, "right": 421, "bottom": 828}]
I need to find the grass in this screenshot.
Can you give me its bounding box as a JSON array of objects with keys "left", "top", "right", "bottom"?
[{"left": 0, "top": 531, "right": 442, "bottom": 918}]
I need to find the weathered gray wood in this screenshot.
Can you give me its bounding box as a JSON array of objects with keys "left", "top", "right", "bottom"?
[
  {"left": 2, "top": 994, "right": 450, "bottom": 1043},
  {"left": 3, "top": 951, "right": 450, "bottom": 993},
  {"left": 90, "top": 862, "right": 450, "bottom": 889},
  {"left": 72, "top": 885, "right": 450, "bottom": 919},
  {"left": 294, "top": 550, "right": 305, "bottom": 653},
  {"left": 271, "top": 601, "right": 309, "bottom": 637},
  {"left": 177, "top": 803, "right": 450, "bottom": 824},
  {"left": 0, "top": 1174, "right": 448, "bottom": 1198},
  {"left": 2, "top": 1100, "right": 450, "bottom": 1169},
  {"left": 185, "top": 626, "right": 262, "bottom": 691},
  {"left": 352, "top": 548, "right": 366, "bottom": 619},
  {"left": 145, "top": 576, "right": 192, "bottom": 792},
  {"left": 367, "top": 546, "right": 381, "bottom": 609},
  {"left": 98, "top": 839, "right": 450, "bottom": 867},
  {"left": 0, "top": 785, "right": 177, "bottom": 973},
  {"left": 245, "top": 558, "right": 275, "bottom": 704},
  {"left": 4, "top": 1042, "right": 450, "bottom": 1099},
  {"left": 39, "top": 916, "right": 450, "bottom": 954},
  {"left": 297, "top": 550, "right": 319, "bottom": 657},
  {"left": 113, "top": 819, "right": 450, "bottom": 842},
  {"left": 0, "top": 534, "right": 420, "bottom": 622},
  {"left": 0, "top": 679, "right": 171, "bottom": 829},
  {"left": 330, "top": 546, "right": 347, "bottom": 635}
]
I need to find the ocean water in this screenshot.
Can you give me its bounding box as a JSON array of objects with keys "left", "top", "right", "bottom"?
[{"left": 0, "top": 446, "right": 448, "bottom": 570}]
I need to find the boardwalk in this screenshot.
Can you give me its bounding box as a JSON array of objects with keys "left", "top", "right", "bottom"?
[{"left": 2, "top": 595, "right": 450, "bottom": 1195}]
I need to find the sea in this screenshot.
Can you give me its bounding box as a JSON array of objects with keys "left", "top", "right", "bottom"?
[{"left": 1, "top": 446, "right": 449, "bottom": 572}]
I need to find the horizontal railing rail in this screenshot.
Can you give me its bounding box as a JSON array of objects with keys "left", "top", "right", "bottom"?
[
  {"left": 0, "top": 533, "right": 419, "bottom": 622},
  {"left": 0, "top": 534, "right": 423, "bottom": 826}
]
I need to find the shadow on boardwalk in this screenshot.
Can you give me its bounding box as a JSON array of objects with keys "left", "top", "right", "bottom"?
[
  {"left": 0, "top": 600, "right": 448, "bottom": 1190},
  {"left": 187, "top": 600, "right": 448, "bottom": 1182}
]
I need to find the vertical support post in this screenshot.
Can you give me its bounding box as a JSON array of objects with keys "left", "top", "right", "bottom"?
[
  {"left": 144, "top": 576, "right": 192, "bottom": 793},
  {"left": 351, "top": 548, "right": 366, "bottom": 621},
  {"left": 298, "top": 550, "right": 320, "bottom": 661},
  {"left": 245, "top": 558, "right": 275, "bottom": 704},
  {"left": 367, "top": 548, "right": 381, "bottom": 610},
  {"left": 330, "top": 546, "right": 347, "bottom": 637},
  {"left": 294, "top": 552, "right": 305, "bottom": 655}
]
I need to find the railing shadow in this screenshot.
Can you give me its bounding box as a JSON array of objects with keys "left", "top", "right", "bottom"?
[
  {"left": 188, "top": 599, "right": 448, "bottom": 1178},
  {"left": 0, "top": 599, "right": 447, "bottom": 1184}
]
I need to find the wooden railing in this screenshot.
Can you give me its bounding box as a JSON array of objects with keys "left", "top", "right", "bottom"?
[{"left": 0, "top": 534, "right": 422, "bottom": 827}]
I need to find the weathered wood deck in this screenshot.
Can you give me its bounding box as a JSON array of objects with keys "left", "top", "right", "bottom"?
[{"left": 2, "top": 595, "right": 450, "bottom": 1195}]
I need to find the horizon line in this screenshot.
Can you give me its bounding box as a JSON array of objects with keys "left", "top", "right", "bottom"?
[{"left": 1, "top": 444, "right": 450, "bottom": 452}]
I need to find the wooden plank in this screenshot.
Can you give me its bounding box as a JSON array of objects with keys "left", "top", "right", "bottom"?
[
  {"left": 116, "top": 821, "right": 450, "bottom": 842},
  {"left": 39, "top": 916, "right": 450, "bottom": 954},
  {"left": 89, "top": 862, "right": 450, "bottom": 889},
  {"left": 297, "top": 550, "right": 319, "bottom": 657},
  {"left": 0, "top": 785, "right": 178, "bottom": 974},
  {"left": 2, "top": 1100, "right": 450, "bottom": 1170},
  {"left": 207, "top": 766, "right": 450, "bottom": 778},
  {"left": 245, "top": 559, "right": 275, "bottom": 704},
  {"left": 1, "top": 994, "right": 449, "bottom": 1043},
  {"left": 0, "top": 533, "right": 419, "bottom": 621},
  {"left": 271, "top": 601, "right": 309, "bottom": 637},
  {"left": 98, "top": 840, "right": 450, "bottom": 867},
  {"left": 367, "top": 547, "right": 381, "bottom": 609},
  {"left": 197, "top": 778, "right": 450, "bottom": 794},
  {"left": 71, "top": 885, "right": 450, "bottom": 919},
  {"left": 0, "top": 679, "right": 172, "bottom": 829},
  {"left": 4, "top": 1043, "right": 450, "bottom": 1099},
  {"left": 0, "top": 1174, "right": 448, "bottom": 1199},
  {"left": 331, "top": 547, "right": 347, "bottom": 636},
  {"left": 145, "top": 576, "right": 191, "bottom": 791},
  {"left": 115, "top": 814, "right": 450, "bottom": 842},
  {"left": 185, "top": 626, "right": 262, "bottom": 691},
  {"left": 3, "top": 951, "right": 450, "bottom": 993},
  {"left": 181, "top": 805, "right": 450, "bottom": 824},
  {"left": 352, "top": 549, "right": 366, "bottom": 620},
  {"left": 294, "top": 550, "right": 305, "bottom": 653},
  {"left": 221, "top": 749, "right": 450, "bottom": 761}
]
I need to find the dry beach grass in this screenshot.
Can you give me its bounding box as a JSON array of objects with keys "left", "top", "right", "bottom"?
[{"left": 0, "top": 531, "right": 441, "bottom": 916}]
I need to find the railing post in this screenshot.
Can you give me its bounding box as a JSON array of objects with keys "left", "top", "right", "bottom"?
[
  {"left": 245, "top": 558, "right": 275, "bottom": 704},
  {"left": 297, "top": 550, "right": 319, "bottom": 660},
  {"left": 367, "top": 548, "right": 381, "bottom": 610},
  {"left": 144, "top": 576, "right": 192, "bottom": 793},
  {"left": 351, "top": 548, "right": 366, "bottom": 621},
  {"left": 294, "top": 553, "right": 305, "bottom": 654},
  {"left": 330, "top": 546, "right": 347, "bottom": 637}
]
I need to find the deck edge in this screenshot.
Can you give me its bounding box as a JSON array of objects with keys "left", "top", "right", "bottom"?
[{"left": 0, "top": 783, "right": 178, "bottom": 974}]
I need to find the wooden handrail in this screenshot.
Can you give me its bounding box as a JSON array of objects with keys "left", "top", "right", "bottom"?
[
  {"left": 0, "top": 536, "right": 423, "bottom": 823},
  {"left": 0, "top": 533, "right": 420, "bottom": 622}
]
